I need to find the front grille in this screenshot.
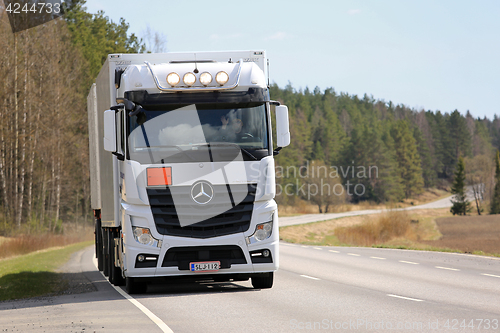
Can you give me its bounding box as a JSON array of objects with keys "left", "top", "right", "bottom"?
[
  {"left": 162, "top": 245, "right": 247, "bottom": 270},
  {"left": 147, "top": 183, "right": 256, "bottom": 238}
]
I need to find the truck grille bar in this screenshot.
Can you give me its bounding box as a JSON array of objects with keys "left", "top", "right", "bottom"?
[
  {"left": 162, "top": 245, "right": 247, "bottom": 270},
  {"left": 147, "top": 184, "right": 256, "bottom": 238}
]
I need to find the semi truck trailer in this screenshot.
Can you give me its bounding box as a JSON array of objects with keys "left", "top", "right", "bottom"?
[{"left": 87, "top": 51, "right": 290, "bottom": 293}]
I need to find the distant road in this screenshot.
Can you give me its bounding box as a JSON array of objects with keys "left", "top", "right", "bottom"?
[{"left": 279, "top": 192, "right": 474, "bottom": 227}]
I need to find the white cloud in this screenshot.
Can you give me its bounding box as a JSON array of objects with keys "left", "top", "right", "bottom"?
[
  {"left": 348, "top": 9, "right": 361, "bottom": 15},
  {"left": 209, "top": 33, "right": 243, "bottom": 40},
  {"left": 265, "top": 32, "right": 287, "bottom": 41}
]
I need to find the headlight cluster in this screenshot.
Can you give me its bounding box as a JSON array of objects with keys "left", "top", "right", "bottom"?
[
  {"left": 166, "top": 71, "right": 229, "bottom": 87},
  {"left": 166, "top": 72, "right": 180, "bottom": 86},
  {"left": 183, "top": 72, "right": 196, "bottom": 86},
  {"left": 246, "top": 221, "right": 273, "bottom": 245},
  {"left": 215, "top": 71, "right": 229, "bottom": 85},
  {"left": 199, "top": 72, "right": 212, "bottom": 85},
  {"left": 132, "top": 227, "right": 161, "bottom": 247}
]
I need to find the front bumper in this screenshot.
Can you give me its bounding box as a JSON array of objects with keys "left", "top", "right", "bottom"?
[{"left": 121, "top": 201, "right": 279, "bottom": 278}]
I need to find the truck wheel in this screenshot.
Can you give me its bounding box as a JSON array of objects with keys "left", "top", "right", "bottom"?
[
  {"left": 102, "top": 229, "right": 110, "bottom": 277},
  {"left": 95, "top": 219, "right": 103, "bottom": 271},
  {"left": 109, "top": 242, "right": 125, "bottom": 286},
  {"left": 126, "top": 277, "right": 147, "bottom": 294},
  {"left": 97, "top": 243, "right": 104, "bottom": 272},
  {"left": 251, "top": 272, "right": 274, "bottom": 289}
]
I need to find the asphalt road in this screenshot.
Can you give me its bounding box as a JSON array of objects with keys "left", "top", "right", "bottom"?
[{"left": 1, "top": 244, "right": 499, "bottom": 333}]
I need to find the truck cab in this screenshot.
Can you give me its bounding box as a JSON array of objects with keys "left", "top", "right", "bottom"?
[{"left": 88, "top": 51, "right": 290, "bottom": 293}]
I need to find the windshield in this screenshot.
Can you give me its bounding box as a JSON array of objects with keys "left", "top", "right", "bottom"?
[{"left": 128, "top": 103, "right": 269, "bottom": 164}]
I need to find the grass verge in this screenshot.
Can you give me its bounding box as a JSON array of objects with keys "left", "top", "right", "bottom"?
[
  {"left": 0, "top": 241, "right": 93, "bottom": 301},
  {"left": 280, "top": 209, "right": 500, "bottom": 257},
  {"left": 0, "top": 234, "right": 91, "bottom": 259}
]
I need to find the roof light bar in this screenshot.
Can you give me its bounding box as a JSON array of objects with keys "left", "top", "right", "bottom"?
[
  {"left": 183, "top": 72, "right": 196, "bottom": 86},
  {"left": 215, "top": 71, "right": 229, "bottom": 85},
  {"left": 166, "top": 72, "right": 180, "bottom": 87},
  {"left": 144, "top": 60, "right": 243, "bottom": 92},
  {"left": 199, "top": 72, "right": 212, "bottom": 86}
]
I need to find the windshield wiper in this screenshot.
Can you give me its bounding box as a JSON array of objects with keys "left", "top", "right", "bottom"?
[
  {"left": 136, "top": 144, "right": 197, "bottom": 162},
  {"left": 193, "top": 142, "right": 258, "bottom": 160}
]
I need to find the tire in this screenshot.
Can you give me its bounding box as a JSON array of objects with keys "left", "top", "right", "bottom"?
[
  {"left": 95, "top": 219, "right": 104, "bottom": 272},
  {"left": 251, "top": 272, "right": 274, "bottom": 289},
  {"left": 102, "top": 229, "right": 110, "bottom": 277},
  {"left": 126, "top": 277, "right": 147, "bottom": 294},
  {"left": 109, "top": 237, "right": 125, "bottom": 286}
]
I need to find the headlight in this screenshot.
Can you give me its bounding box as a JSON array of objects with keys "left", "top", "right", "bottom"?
[
  {"left": 183, "top": 72, "right": 196, "bottom": 86},
  {"left": 215, "top": 71, "right": 229, "bottom": 85},
  {"left": 246, "top": 221, "right": 273, "bottom": 245},
  {"left": 199, "top": 72, "right": 212, "bottom": 86},
  {"left": 166, "top": 72, "right": 180, "bottom": 87},
  {"left": 132, "top": 227, "right": 161, "bottom": 247}
]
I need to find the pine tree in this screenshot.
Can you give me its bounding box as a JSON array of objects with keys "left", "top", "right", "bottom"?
[
  {"left": 63, "top": 0, "right": 145, "bottom": 91},
  {"left": 391, "top": 120, "right": 424, "bottom": 198},
  {"left": 377, "top": 125, "right": 405, "bottom": 202},
  {"left": 490, "top": 150, "right": 500, "bottom": 214},
  {"left": 448, "top": 110, "right": 472, "bottom": 160},
  {"left": 429, "top": 111, "right": 455, "bottom": 178},
  {"left": 450, "top": 156, "right": 471, "bottom": 215},
  {"left": 342, "top": 121, "right": 403, "bottom": 203},
  {"left": 312, "top": 141, "right": 325, "bottom": 161},
  {"left": 413, "top": 126, "right": 435, "bottom": 187}
]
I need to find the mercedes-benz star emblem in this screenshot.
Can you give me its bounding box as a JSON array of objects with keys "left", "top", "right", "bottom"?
[{"left": 191, "top": 181, "right": 214, "bottom": 205}]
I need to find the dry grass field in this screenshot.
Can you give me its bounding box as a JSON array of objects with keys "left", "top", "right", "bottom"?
[
  {"left": 280, "top": 209, "right": 447, "bottom": 247},
  {"left": 0, "top": 236, "right": 9, "bottom": 245},
  {"left": 422, "top": 215, "right": 500, "bottom": 255},
  {"left": 0, "top": 224, "right": 93, "bottom": 260},
  {"left": 280, "top": 207, "right": 500, "bottom": 257}
]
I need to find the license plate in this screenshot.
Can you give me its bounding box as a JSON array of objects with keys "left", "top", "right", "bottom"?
[{"left": 190, "top": 261, "right": 220, "bottom": 272}]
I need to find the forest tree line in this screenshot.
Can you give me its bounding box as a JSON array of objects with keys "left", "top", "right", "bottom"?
[
  {"left": 0, "top": 0, "right": 142, "bottom": 233},
  {"left": 271, "top": 84, "right": 500, "bottom": 212},
  {"left": 1, "top": 1, "right": 499, "bottom": 233}
]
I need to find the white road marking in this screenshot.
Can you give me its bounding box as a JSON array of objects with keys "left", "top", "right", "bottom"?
[
  {"left": 113, "top": 285, "right": 174, "bottom": 333},
  {"left": 329, "top": 250, "right": 340, "bottom": 253},
  {"left": 313, "top": 247, "right": 322, "bottom": 250},
  {"left": 399, "top": 260, "right": 419, "bottom": 265},
  {"left": 93, "top": 257, "right": 174, "bottom": 333},
  {"left": 481, "top": 273, "right": 500, "bottom": 278},
  {"left": 435, "top": 266, "right": 460, "bottom": 271},
  {"left": 301, "top": 245, "right": 309, "bottom": 248},
  {"left": 347, "top": 253, "right": 360, "bottom": 256},
  {"left": 370, "top": 256, "right": 386, "bottom": 260},
  {"left": 300, "top": 274, "right": 321, "bottom": 281},
  {"left": 387, "top": 294, "right": 424, "bottom": 302}
]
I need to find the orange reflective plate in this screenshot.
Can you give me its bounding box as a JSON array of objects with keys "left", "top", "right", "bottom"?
[{"left": 147, "top": 167, "right": 172, "bottom": 186}]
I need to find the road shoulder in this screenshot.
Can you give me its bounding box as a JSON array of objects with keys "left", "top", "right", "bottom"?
[{"left": 0, "top": 246, "right": 164, "bottom": 332}]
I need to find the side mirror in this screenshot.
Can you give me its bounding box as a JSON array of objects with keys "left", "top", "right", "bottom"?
[
  {"left": 275, "top": 105, "right": 290, "bottom": 148},
  {"left": 103, "top": 110, "right": 116, "bottom": 152}
]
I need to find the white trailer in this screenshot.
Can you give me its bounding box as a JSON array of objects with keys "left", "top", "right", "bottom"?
[{"left": 87, "top": 51, "right": 290, "bottom": 293}]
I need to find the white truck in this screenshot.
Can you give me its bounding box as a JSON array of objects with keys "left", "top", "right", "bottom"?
[{"left": 87, "top": 51, "right": 290, "bottom": 293}]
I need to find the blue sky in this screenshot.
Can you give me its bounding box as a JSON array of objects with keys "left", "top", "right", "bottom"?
[{"left": 84, "top": 0, "right": 500, "bottom": 120}]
